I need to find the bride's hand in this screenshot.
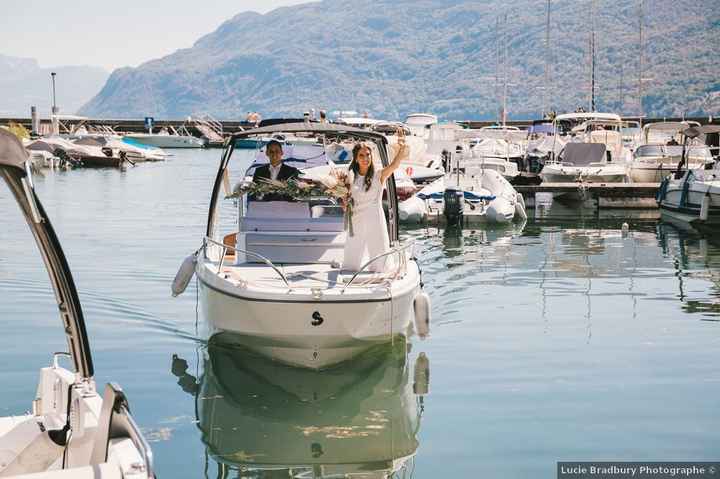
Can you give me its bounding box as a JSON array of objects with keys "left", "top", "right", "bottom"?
[{"left": 396, "top": 127, "right": 409, "bottom": 155}]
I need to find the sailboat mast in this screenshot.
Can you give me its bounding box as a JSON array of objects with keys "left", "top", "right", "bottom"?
[
  {"left": 495, "top": 16, "right": 501, "bottom": 124},
  {"left": 544, "top": 0, "right": 551, "bottom": 117},
  {"left": 590, "top": 0, "right": 596, "bottom": 112},
  {"left": 503, "top": 13, "right": 509, "bottom": 126},
  {"left": 638, "top": 0, "right": 644, "bottom": 119}
]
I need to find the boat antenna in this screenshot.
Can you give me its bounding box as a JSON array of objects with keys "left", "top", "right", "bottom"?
[
  {"left": 495, "top": 16, "right": 501, "bottom": 125},
  {"left": 589, "top": 0, "right": 596, "bottom": 112},
  {"left": 638, "top": 0, "right": 644, "bottom": 120},
  {"left": 50, "top": 72, "right": 57, "bottom": 114},
  {"left": 543, "top": 0, "right": 551, "bottom": 118},
  {"left": 502, "top": 13, "right": 509, "bottom": 126}
]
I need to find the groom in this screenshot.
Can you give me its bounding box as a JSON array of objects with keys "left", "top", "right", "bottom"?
[{"left": 252, "top": 140, "right": 300, "bottom": 201}]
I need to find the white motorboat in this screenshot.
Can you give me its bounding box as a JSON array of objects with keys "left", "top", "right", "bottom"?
[
  {"left": 171, "top": 334, "right": 428, "bottom": 478},
  {"left": 75, "top": 136, "right": 168, "bottom": 162},
  {"left": 458, "top": 139, "right": 520, "bottom": 182},
  {"left": 541, "top": 143, "right": 629, "bottom": 184},
  {"left": 542, "top": 112, "right": 631, "bottom": 185},
  {"left": 372, "top": 122, "right": 443, "bottom": 185},
  {"left": 124, "top": 125, "right": 206, "bottom": 149},
  {"left": 26, "top": 136, "right": 133, "bottom": 168},
  {"left": 630, "top": 143, "right": 714, "bottom": 183},
  {"left": 629, "top": 122, "right": 714, "bottom": 183},
  {"left": 0, "top": 130, "right": 154, "bottom": 478},
  {"left": 657, "top": 125, "right": 720, "bottom": 227},
  {"left": 523, "top": 121, "right": 565, "bottom": 177},
  {"left": 400, "top": 157, "right": 526, "bottom": 225},
  {"left": 404, "top": 113, "right": 438, "bottom": 138},
  {"left": 174, "top": 122, "right": 430, "bottom": 369}
]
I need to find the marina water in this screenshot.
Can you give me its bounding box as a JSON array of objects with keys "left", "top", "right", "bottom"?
[{"left": 1, "top": 149, "right": 718, "bottom": 477}]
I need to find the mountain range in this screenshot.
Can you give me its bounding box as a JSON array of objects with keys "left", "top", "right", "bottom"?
[
  {"left": 0, "top": 55, "right": 108, "bottom": 117},
  {"left": 78, "top": 0, "right": 720, "bottom": 121}
]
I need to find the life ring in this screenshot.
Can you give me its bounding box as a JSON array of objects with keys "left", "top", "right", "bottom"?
[{"left": 406, "top": 166, "right": 414, "bottom": 177}]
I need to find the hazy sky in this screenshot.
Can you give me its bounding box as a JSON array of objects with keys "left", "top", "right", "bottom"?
[{"left": 1, "top": 0, "right": 314, "bottom": 71}]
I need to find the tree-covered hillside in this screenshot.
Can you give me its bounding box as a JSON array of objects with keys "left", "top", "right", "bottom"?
[{"left": 79, "top": 0, "right": 720, "bottom": 121}]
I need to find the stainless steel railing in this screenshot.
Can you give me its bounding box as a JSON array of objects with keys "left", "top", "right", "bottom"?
[
  {"left": 341, "top": 240, "right": 414, "bottom": 292},
  {"left": 204, "top": 236, "right": 290, "bottom": 288},
  {"left": 205, "top": 236, "right": 414, "bottom": 292}
]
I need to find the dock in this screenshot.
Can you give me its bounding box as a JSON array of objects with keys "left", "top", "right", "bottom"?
[{"left": 516, "top": 182, "right": 660, "bottom": 209}]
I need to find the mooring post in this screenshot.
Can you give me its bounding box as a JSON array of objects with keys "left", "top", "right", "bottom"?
[{"left": 30, "top": 106, "right": 39, "bottom": 136}]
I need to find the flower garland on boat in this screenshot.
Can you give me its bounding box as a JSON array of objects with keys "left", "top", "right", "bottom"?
[{"left": 230, "top": 170, "right": 356, "bottom": 236}]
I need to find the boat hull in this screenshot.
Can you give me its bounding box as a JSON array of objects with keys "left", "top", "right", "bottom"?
[
  {"left": 630, "top": 161, "right": 709, "bottom": 183},
  {"left": 541, "top": 171, "right": 628, "bottom": 184},
  {"left": 197, "top": 264, "right": 420, "bottom": 369},
  {"left": 658, "top": 179, "right": 720, "bottom": 227},
  {"left": 124, "top": 134, "right": 206, "bottom": 148}
]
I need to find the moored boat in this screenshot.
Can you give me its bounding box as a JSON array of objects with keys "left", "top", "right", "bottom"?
[
  {"left": 175, "top": 122, "right": 430, "bottom": 369},
  {"left": 629, "top": 122, "right": 714, "bottom": 183},
  {"left": 124, "top": 125, "right": 206, "bottom": 149},
  {"left": 400, "top": 152, "right": 526, "bottom": 225},
  {"left": 657, "top": 125, "right": 720, "bottom": 228}
]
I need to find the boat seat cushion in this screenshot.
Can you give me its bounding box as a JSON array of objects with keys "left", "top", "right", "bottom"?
[
  {"left": 242, "top": 201, "right": 344, "bottom": 232},
  {"left": 246, "top": 201, "right": 310, "bottom": 218},
  {"left": 242, "top": 231, "right": 346, "bottom": 264},
  {"left": 241, "top": 217, "right": 344, "bottom": 232}
]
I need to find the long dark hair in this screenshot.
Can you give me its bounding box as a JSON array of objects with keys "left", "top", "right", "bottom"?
[{"left": 350, "top": 143, "right": 374, "bottom": 191}]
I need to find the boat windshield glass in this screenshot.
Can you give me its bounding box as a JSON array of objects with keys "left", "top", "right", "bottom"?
[
  {"left": 211, "top": 134, "right": 391, "bottom": 243},
  {"left": 635, "top": 144, "right": 713, "bottom": 160},
  {"left": 667, "top": 145, "right": 713, "bottom": 159},
  {"left": 635, "top": 145, "right": 665, "bottom": 157}
]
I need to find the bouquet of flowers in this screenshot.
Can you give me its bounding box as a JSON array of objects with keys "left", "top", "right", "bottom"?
[{"left": 230, "top": 169, "right": 356, "bottom": 236}]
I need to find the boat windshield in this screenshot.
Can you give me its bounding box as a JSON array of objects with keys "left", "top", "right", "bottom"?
[
  {"left": 207, "top": 129, "right": 397, "bottom": 252},
  {"left": 635, "top": 145, "right": 665, "bottom": 157},
  {"left": 635, "top": 144, "right": 713, "bottom": 160}
]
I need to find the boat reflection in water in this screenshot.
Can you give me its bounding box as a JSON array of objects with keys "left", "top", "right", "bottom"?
[
  {"left": 657, "top": 221, "right": 720, "bottom": 318},
  {"left": 171, "top": 332, "right": 430, "bottom": 478}
]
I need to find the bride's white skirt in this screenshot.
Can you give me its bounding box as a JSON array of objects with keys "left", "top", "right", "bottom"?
[{"left": 342, "top": 204, "right": 392, "bottom": 272}]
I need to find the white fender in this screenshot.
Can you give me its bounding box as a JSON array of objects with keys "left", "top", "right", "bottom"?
[
  {"left": 487, "top": 197, "right": 514, "bottom": 223},
  {"left": 700, "top": 194, "right": 710, "bottom": 221},
  {"left": 399, "top": 196, "right": 428, "bottom": 223},
  {"left": 171, "top": 253, "right": 197, "bottom": 297},
  {"left": 515, "top": 193, "right": 528, "bottom": 220},
  {"left": 413, "top": 292, "right": 431, "bottom": 339}
]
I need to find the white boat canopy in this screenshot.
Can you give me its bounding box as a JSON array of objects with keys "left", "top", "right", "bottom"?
[{"left": 0, "top": 129, "right": 94, "bottom": 378}]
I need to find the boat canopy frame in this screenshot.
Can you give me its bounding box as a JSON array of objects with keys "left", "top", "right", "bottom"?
[
  {"left": 206, "top": 122, "right": 400, "bottom": 243},
  {"left": 0, "top": 129, "right": 94, "bottom": 378}
]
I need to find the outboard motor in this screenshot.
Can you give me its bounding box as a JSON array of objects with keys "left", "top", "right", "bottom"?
[{"left": 443, "top": 187, "right": 464, "bottom": 226}]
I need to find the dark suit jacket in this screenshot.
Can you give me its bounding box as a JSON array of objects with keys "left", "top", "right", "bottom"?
[{"left": 251, "top": 163, "right": 301, "bottom": 201}]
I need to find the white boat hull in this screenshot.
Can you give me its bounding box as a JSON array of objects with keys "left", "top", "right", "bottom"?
[
  {"left": 630, "top": 160, "right": 708, "bottom": 183},
  {"left": 196, "top": 260, "right": 421, "bottom": 369},
  {"left": 124, "top": 133, "right": 206, "bottom": 149},
  {"left": 658, "top": 174, "right": 720, "bottom": 227},
  {"left": 411, "top": 169, "right": 524, "bottom": 224},
  {"left": 541, "top": 164, "right": 628, "bottom": 184}
]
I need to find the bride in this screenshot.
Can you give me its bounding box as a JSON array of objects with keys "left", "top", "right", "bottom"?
[{"left": 342, "top": 128, "right": 409, "bottom": 273}]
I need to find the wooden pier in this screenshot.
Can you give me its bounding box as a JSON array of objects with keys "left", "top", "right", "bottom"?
[{"left": 516, "top": 182, "right": 660, "bottom": 209}]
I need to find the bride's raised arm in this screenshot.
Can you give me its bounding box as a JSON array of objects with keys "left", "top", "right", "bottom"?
[{"left": 380, "top": 126, "right": 410, "bottom": 184}]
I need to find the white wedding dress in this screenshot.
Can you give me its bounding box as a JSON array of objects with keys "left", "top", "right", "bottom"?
[{"left": 342, "top": 170, "right": 391, "bottom": 273}]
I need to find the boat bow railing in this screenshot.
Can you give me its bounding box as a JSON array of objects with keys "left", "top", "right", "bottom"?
[
  {"left": 203, "top": 236, "right": 290, "bottom": 288},
  {"left": 342, "top": 240, "right": 415, "bottom": 292},
  {"left": 205, "top": 236, "right": 414, "bottom": 293}
]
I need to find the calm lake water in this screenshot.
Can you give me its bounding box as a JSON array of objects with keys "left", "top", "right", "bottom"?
[{"left": 1, "top": 149, "right": 718, "bottom": 478}]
